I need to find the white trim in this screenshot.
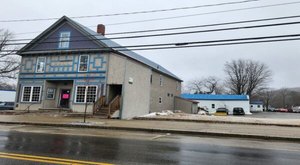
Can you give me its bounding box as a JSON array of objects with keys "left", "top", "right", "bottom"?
[
  {"left": 35, "top": 57, "right": 46, "bottom": 73},
  {"left": 78, "top": 55, "right": 89, "bottom": 72},
  {"left": 58, "top": 31, "right": 71, "bottom": 48},
  {"left": 46, "top": 88, "right": 56, "bottom": 99},
  {"left": 74, "top": 85, "right": 98, "bottom": 103},
  {"left": 21, "top": 86, "right": 42, "bottom": 102}
]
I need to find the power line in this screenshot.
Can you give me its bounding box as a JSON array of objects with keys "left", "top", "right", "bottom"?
[
  {"left": 106, "top": 1, "right": 300, "bottom": 26},
  {"left": 5, "top": 20, "right": 300, "bottom": 45},
  {"left": 2, "top": 37, "right": 300, "bottom": 52},
  {"left": 9, "top": 3, "right": 300, "bottom": 37},
  {"left": 0, "top": 0, "right": 258, "bottom": 23},
  {"left": 2, "top": 33, "right": 300, "bottom": 53}
]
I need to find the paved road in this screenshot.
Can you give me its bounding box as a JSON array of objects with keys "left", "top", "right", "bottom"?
[
  {"left": 249, "top": 111, "right": 300, "bottom": 119},
  {"left": 0, "top": 125, "right": 299, "bottom": 164}
]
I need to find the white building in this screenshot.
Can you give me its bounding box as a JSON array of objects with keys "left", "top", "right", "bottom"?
[
  {"left": 250, "top": 101, "right": 264, "bottom": 112},
  {"left": 181, "top": 94, "right": 251, "bottom": 115},
  {"left": 0, "top": 90, "right": 16, "bottom": 102}
]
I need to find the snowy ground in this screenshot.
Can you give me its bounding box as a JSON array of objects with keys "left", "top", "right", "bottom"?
[{"left": 138, "top": 111, "right": 300, "bottom": 126}]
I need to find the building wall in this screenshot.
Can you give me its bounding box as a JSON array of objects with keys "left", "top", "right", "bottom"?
[
  {"left": 195, "top": 100, "right": 250, "bottom": 115},
  {"left": 107, "top": 53, "right": 126, "bottom": 85},
  {"left": 174, "top": 97, "right": 198, "bottom": 114},
  {"left": 150, "top": 71, "right": 181, "bottom": 112},
  {"left": 16, "top": 52, "right": 107, "bottom": 111},
  {"left": 250, "top": 104, "right": 263, "bottom": 112},
  {"left": 120, "top": 58, "right": 152, "bottom": 119}
]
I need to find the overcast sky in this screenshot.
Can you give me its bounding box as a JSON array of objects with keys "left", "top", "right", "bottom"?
[{"left": 1, "top": 0, "right": 300, "bottom": 89}]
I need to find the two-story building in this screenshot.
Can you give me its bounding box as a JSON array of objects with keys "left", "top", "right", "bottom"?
[{"left": 15, "top": 16, "right": 183, "bottom": 119}]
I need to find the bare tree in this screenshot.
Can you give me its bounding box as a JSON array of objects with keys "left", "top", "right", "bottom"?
[
  {"left": 278, "top": 88, "right": 289, "bottom": 108},
  {"left": 224, "top": 59, "right": 272, "bottom": 97},
  {"left": 0, "top": 29, "right": 20, "bottom": 83},
  {"left": 186, "top": 76, "right": 224, "bottom": 94},
  {"left": 258, "top": 88, "right": 274, "bottom": 110}
]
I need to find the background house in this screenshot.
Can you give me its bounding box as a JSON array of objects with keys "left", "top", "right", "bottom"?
[
  {"left": 15, "top": 16, "right": 183, "bottom": 119},
  {"left": 181, "top": 94, "right": 251, "bottom": 115},
  {"left": 250, "top": 100, "right": 264, "bottom": 112},
  {"left": 0, "top": 90, "right": 16, "bottom": 102}
]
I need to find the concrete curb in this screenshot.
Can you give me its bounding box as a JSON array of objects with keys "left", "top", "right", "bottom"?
[
  {"left": 134, "top": 117, "right": 300, "bottom": 127},
  {"left": 1, "top": 121, "right": 300, "bottom": 142}
]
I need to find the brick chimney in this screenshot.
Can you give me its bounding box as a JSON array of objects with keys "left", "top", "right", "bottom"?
[{"left": 97, "top": 24, "right": 105, "bottom": 36}]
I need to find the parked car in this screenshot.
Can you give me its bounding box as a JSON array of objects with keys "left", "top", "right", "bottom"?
[
  {"left": 233, "top": 107, "right": 245, "bottom": 115},
  {"left": 0, "top": 102, "right": 15, "bottom": 110},
  {"left": 275, "top": 108, "right": 288, "bottom": 112},
  {"left": 215, "top": 108, "right": 228, "bottom": 116},
  {"left": 267, "top": 107, "right": 276, "bottom": 112},
  {"left": 292, "top": 106, "right": 300, "bottom": 113}
]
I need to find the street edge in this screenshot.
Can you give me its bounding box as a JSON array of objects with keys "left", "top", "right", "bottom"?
[
  {"left": 0, "top": 121, "right": 300, "bottom": 142},
  {"left": 133, "top": 117, "right": 300, "bottom": 127}
]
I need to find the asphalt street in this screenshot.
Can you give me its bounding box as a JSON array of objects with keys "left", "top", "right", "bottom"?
[{"left": 0, "top": 125, "right": 299, "bottom": 164}]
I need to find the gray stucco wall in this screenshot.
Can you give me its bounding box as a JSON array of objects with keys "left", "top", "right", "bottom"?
[
  {"left": 149, "top": 71, "right": 181, "bottom": 112},
  {"left": 107, "top": 53, "right": 126, "bottom": 85},
  {"left": 117, "top": 57, "right": 152, "bottom": 119}
]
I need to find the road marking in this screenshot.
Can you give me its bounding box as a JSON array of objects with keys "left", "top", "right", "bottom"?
[{"left": 0, "top": 152, "right": 113, "bottom": 165}]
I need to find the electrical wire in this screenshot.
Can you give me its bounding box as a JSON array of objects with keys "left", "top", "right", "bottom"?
[
  {"left": 2, "top": 33, "right": 300, "bottom": 53},
  {"left": 4, "top": 20, "right": 300, "bottom": 45},
  {"left": 0, "top": 0, "right": 258, "bottom": 23}
]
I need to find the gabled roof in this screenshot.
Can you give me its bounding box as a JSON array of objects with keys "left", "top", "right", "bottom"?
[
  {"left": 18, "top": 16, "right": 182, "bottom": 81},
  {"left": 181, "top": 94, "right": 249, "bottom": 101}
]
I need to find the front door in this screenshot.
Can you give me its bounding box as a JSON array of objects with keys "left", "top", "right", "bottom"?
[{"left": 60, "top": 89, "right": 71, "bottom": 108}]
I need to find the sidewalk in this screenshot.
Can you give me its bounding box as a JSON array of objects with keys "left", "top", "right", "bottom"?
[{"left": 0, "top": 113, "right": 299, "bottom": 141}]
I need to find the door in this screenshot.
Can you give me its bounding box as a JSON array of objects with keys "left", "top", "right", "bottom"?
[{"left": 60, "top": 89, "right": 71, "bottom": 108}]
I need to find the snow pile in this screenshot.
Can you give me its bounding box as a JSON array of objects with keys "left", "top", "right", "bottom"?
[{"left": 140, "top": 110, "right": 174, "bottom": 117}]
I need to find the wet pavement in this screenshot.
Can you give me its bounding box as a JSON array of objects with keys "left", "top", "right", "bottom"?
[{"left": 0, "top": 125, "right": 299, "bottom": 164}]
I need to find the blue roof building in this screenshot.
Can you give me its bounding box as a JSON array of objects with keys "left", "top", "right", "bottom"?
[{"left": 181, "top": 94, "right": 251, "bottom": 115}]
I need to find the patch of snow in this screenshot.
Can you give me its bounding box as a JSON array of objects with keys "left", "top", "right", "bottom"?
[{"left": 140, "top": 110, "right": 174, "bottom": 117}]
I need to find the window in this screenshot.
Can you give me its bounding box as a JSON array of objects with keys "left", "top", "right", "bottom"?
[
  {"left": 22, "top": 86, "right": 41, "bottom": 102},
  {"left": 159, "top": 75, "right": 163, "bottom": 86},
  {"left": 176, "top": 81, "right": 180, "bottom": 90},
  {"left": 46, "top": 88, "right": 56, "bottom": 99},
  {"left": 150, "top": 75, "right": 152, "bottom": 84},
  {"left": 212, "top": 104, "right": 215, "bottom": 109},
  {"left": 78, "top": 55, "right": 89, "bottom": 72},
  {"left": 58, "top": 32, "right": 70, "bottom": 48},
  {"left": 159, "top": 97, "right": 162, "bottom": 104},
  {"left": 257, "top": 105, "right": 261, "bottom": 108},
  {"left": 75, "top": 86, "right": 97, "bottom": 103},
  {"left": 36, "top": 57, "right": 45, "bottom": 73}
]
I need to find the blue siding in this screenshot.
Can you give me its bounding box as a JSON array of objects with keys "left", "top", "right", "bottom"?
[{"left": 31, "top": 23, "right": 100, "bottom": 51}]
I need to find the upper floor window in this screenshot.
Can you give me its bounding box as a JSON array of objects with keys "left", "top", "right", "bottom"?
[
  {"left": 176, "top": 81, "right": 180, "bottom": 90},
  {"left": 78, "top": 55, "right": 89, "bottom": 72},
  {"left": 36, "top": 57, "right": 45, "bottom": 73},
  {"left": 58, "top": 32, "right": 70, "bottom": 48},
  {"left": 159, "top": 75, "right": 163, "bottom": 86}
]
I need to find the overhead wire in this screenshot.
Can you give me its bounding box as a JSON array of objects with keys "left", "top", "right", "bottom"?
[
  {"left": 5, "top": 1, "right": 300, "bottom": 36},
  {"left": 2, "top": 33, "right": 300, "bottom": 53},
  {"left": 0, "top": 0, "right": 259, "bottom": 23},
  {"left": 4, "top": 20, "right": 300, "bottom": 45}
]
